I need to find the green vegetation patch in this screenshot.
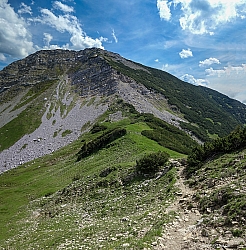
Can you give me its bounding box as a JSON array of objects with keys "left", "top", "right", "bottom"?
[
  {"left": 12, "top": 80, "right": 56, "bottom": 111},
  {"left": 141, "top": 113, "right": 198, "bottom": 154},
  {"left": 0, "top": 105, "right": 44, "bottom": 151},
  {"left": 61, "top": 129, "right": 72, "bottom": 137},
  {"left": 0, "top": 80, "right": 57, "bottom": 152}
]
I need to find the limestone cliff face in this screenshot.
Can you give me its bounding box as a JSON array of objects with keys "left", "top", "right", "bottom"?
[{"left": 0, "top": 49, "right": 87, "bottom": 92}]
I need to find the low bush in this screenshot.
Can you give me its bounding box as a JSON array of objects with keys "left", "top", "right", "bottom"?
[
  {"left": 136, "top": 151, "right": 169, "bottom": 174},
  {"left": 91, "top": 123, "right": 107, "bottom": 134},
  {"left": 187, "top": 126, "right": 246, "bottom": 176},
  {"left": 141, "top": 113, "right": 198, "bottom": 154}
]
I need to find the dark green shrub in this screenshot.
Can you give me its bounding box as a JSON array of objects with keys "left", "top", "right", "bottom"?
[
  {"left": 77, "top": 128, "right": 127, "bottom": 161},
  {"left": 231, "top": 229, "right": 243, "bottom": 237},
  {"left": 91, "top": 123, "right": 107, "bottom": 134},
  {"left": 136, "top": 151, "right": 169, "bottom": 174},
  {"left": 187, "top": 126, "right": 246, "bottom": 176},
  {"left": 141, "top": 113, "right": 198, "bottom": 154}
]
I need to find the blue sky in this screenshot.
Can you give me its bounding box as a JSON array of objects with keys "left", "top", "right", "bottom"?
[{"left": 1, "top": 0, "right": 246, "bottom": 103}]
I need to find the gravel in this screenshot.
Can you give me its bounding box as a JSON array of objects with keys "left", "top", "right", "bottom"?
[
  {"left": 116, "top": 79, "right": 185, "bottom": 126},
  {"left": 0, "top": 94, "right": 108, "bottom": 174}
]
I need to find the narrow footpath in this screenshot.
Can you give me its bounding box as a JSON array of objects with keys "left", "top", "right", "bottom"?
[{"left": 154, "top": 165, "right": 213, "bottom": 250}]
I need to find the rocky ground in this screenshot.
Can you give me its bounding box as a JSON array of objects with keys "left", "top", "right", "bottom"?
[
  {"left": 154, "top": 162, "right": 246, "bottom": 250},
  {"left": 153, "top": 164, "right": 207, "bottom": 249}
]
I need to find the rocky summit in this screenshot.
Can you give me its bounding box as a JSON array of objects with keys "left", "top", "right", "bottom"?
[{"left": 0, "top": 48, "right": 245, "bottom": 249}]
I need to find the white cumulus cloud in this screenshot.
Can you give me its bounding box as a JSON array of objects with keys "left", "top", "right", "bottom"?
[
  {"left": 157, "top": 0, "right": 246, "bottom": 34},
  {"left": 0, "top": 0, "right": 35, "bottom": 60},
  {"left": 179, "top": 48, "right": 193, "bottom": 59},
  {"left": 181, "top": 73, "right": 197, "bottom": 84},
  {"left": 18, "top": 2, "right": 32, "bottom": 15},
  {"left": 199, "top": 57, "right": 221, "bottom": 67},
  {"left": 37, "top": 8, "right": 105, "bottom": 50},
  {"left": 43, "top": 33, "right": 53, "bottom": 46},
  {"left": 0, "top": 53, "right": 6, "bottom": 61},
  {"left": 157, "top": 0, "right": 171, "bottom": 21},
  {"left": 53, "top": 1, "right": 74, "bottom": 13},
  {"left": 181, "top": 73, "right": 208, "bottom": 86}
]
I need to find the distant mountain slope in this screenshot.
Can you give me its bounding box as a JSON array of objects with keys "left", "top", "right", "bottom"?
[{"left": 106, "top": 57, "right": 246, "bottom": 140}]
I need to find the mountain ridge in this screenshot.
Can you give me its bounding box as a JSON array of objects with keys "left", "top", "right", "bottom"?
[{"left": 0, "top": 48, "right": 246, "bottom": 249}]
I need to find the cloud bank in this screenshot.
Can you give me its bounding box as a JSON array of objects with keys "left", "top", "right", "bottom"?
[
  {"left": 182, "top": 64, "right": 246, "bottom": 103},
  {"left": 206, "top": 65, "right": 246, "bottom": 103},
  {"left": 0, "top": 0, "right": 35, "bottom": 59}
]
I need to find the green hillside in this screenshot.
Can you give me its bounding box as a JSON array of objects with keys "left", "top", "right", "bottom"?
[
  {"left": 1, "top": 104, "right": 246, "bottom": 249},
  {"left": 0, "top": 103, "right": 187, "bottom": 249}
]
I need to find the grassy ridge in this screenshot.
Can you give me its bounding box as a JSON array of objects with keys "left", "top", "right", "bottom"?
[{"left": 0, "top": 116, "right": 185, "bottom": 248}]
